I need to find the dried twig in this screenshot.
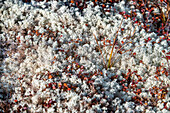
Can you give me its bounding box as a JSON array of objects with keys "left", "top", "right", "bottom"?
[
  {"left": 93, "top": 34, "right": 107, "bottom": 69},
  {"left": 108, "top": 18, "right": 123, "bottom": 68}
]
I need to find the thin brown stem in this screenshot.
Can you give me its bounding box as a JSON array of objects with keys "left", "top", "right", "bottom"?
[
  {"left": 108, "top": 18, "right": 123, "bottom": 68},
  {"left": 93, "top": 34, "right": 107, "bottom": 69}
]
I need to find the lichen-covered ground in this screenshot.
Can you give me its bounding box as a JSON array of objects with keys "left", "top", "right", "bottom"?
[{"left": 0, "top": 0, "right": 169, "bottom": 112}]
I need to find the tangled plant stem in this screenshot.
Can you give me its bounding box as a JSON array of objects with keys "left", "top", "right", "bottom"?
[
  {"left": 94, "top": 18, "right": 139, "bottom": 70},
  {"left": 93, "top": 19, "right": 123, "bottom": 70},
  {"left": 107, "top": 18, "right": 123, "bottom": 69}
]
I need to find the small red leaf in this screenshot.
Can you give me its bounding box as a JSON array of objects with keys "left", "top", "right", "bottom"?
[
  {"left": 135, "top": 21, "right": 138, "bottom": 24},
  {"left": 166, "top": 56, "right": 170, "bottom": 59},
  {"left": 67, "top": 88, "right": 71, "bottom": 91},
  {"left": 166, "top": 52, "right": 170, "bottom": 54}
]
